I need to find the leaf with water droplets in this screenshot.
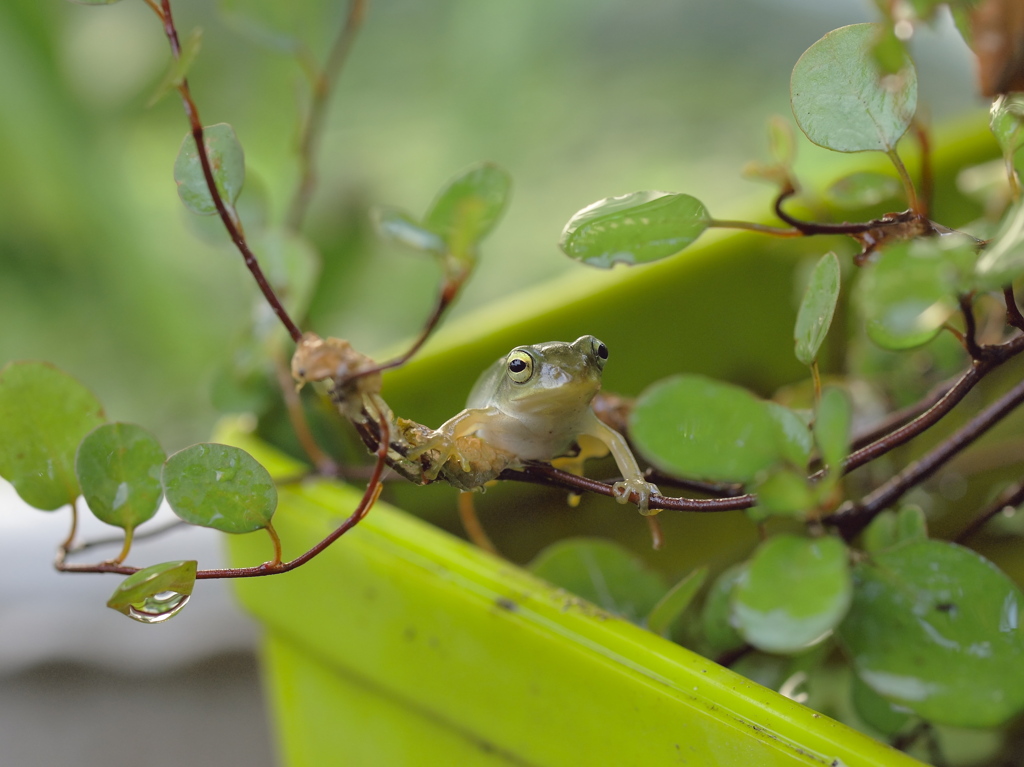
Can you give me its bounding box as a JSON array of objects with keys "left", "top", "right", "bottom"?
[
  {"left": 423, "top": 162, "right": 511, "bottom": 263},
  {"left": 107, "top": 560, "right": 197, "bottom": 624},
  {"left": 646, "top": 566, "right": 708, "bottom": 637},
  {"left": 794, "top": 252, "right": 841, "bottom": 366},
  {"left": 838, "top": 540, "right": 1024, "bottom": 727},
  {"left": 0, "top": 361, "right": 105, "bottom": 510},
  {"left": 630, "top": 375, "right": 800, "bottom": 483},
  {"left": 529, "top": 538, "right": 665, "bottom": 624},
  {"left": 163, "top": 443, "right": 276, "bottom": 533},
  {"left": 791, "top": 23, "right": 917, "bottom": 153},
  {"left": 559, "top": 191, "right": 709, "bottom": 268},
  {"left": 76, "top": 423, "right": 165, "bottom": 532},
  {"left": 733, "top": 535, "right": 852, "bottom": 654},
  {"left": 174, "top": 123, "right": 245, "bottom": 216}
]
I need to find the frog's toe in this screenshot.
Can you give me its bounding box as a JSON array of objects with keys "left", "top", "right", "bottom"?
[{"left": 612, "top": 478, "right": 660, "bottom": 515}]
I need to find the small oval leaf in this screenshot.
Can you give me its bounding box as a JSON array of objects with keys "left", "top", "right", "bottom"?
[
  {"left": 754, "top": 468, "right": 815, "bottom": 518},
  {"left": 838, "top": 540, "right": 1024, "bottom": 727},
  {"left": 372, "top": 206, "right": 446, "bottom": 254},
  {"left": 701, "top": 564, "right": 747, "bottom": 656},
  {"left": 631, "top": 375, "right": 796, "bottom": 483},
  {"left": 76, "top": 422, "right": 165, "bottom": 531},
  {"left": 646, "top": 566, "right": 708, "bottom": 637},
  {"left": 423, "top": 162, "right": 512, "bottom": 262},
  {"left": 162, "top": 443, "right": 276, "bottom": 533},
  {"left": 733, "top": 535, "right": 852, "bottom": 654},
  {"left": 174, "top": 123, "right": 245, "bottom": 216},
  {"left": 107, "top": 560, "right": 197, "bottom": 624},
  {"left": 814, "top": 386, "right": 852, "bottom": 473},
  {"left": 790, "top": 23, "right": 917, "bottom": 153},
  {"left": 0, "top": 361, "right": 105, "bottom": 510},
  {"left": 529, "top": 538, "right": 665, "bottom": 624},
  {"left": 559, "top": 191, "right": 709, "bottom": 268},
  {"left": 794, "top": 252, "right": 841, "bottom": 366}
]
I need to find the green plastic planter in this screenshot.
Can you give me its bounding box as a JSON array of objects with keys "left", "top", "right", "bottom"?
[{"left": 227, "top": 119, "right": 994, "bottom": 765}]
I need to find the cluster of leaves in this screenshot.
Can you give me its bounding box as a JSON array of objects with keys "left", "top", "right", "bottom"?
[{"left": 536, "top": 16, "right": 1024, "bottom": 757}]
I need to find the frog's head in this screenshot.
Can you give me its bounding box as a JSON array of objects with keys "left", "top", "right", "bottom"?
[{"left": 490, "top": 335, "right": 608, "bottom": 415}]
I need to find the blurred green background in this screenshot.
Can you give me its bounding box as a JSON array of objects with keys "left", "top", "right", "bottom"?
[{"left": 0, "top": 0, "right": 978, "bottom": 453}]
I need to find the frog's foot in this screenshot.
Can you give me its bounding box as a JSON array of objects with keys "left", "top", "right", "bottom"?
[
  {"left": 611, "top": 478, "right": 660, "bottom": 515},
  {"left": 407, "top": 430, "right": 471, "bottom": 480}
]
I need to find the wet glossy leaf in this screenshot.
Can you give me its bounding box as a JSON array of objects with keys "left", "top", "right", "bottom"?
[
  {"left": 814, "top": 387, "right": 851, "bottom": 473},
  {"left": 253, "top": 229, "right": 321, "bottom": 321},
  {"left": 529, "top": 538, "right": 665, "bottom": 624},
  {"left": 838, "top": 540, "right": 1024, "bottom": 727},
  {"left": 107, "top": 560, "right": 197, "bottom": 624},
  {"left": 734, "top": 535, "right": 851, "bottom": 654},
  {"left": 701, "top": 564, "right": 747, "bottom": 656},
  {"left": 148, "top": 27, "right": 202, "bottom": 106},
  {"left": 754, "top": 468, "right": 815, "bottom": 517},
  {"left": 0, "top": 362, "right": 105, "bottom": 510},
  {"left": 794, "top": 252, "right": 840, "bottom": 366},
  {"left": 791, "top": 24, "right": 917, "bottom": 153},
  {"left": 162, "top": 443, "right": 276, "bottom": 534},
  {"left": 825, "top": 172, "right": 902, "bottom": 209},
  {"left": 372, "top": 207, "right": 445, "bottom": 254},
  {"left": 851, "top": 673, "right": 912, "bottom": 736},
  {"left": 976, "top": 199, "right": 1024, "bottom": 290},
  {"left": 858, "top": 240, "right": 957, "bottom": 350},
  {"left": 174, "top": 123, "right": 245, "bottom": 216},
  {"left": 646, "top": 566, "right": 708, "bottom": 637},
  {"left": 75, "top": 423, "right": 165, "bottom": 531},
  {"left": 559, "top": 192, "right": 709, "bottom": 268},
  {"left": 423, "top": 162, "right": 511, "bottom": 262},
  {"left": 631, "top": 375, "right": 796, "bottom": 483}
]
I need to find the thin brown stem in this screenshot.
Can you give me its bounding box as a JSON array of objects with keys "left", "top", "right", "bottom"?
[
  {"left": 706, "top": 219, "right": 803, "bottom": 238},
  {"left": 1005, "top": 286, "right": 1024, "bottom": 332},
  {"left": 273, "top": 353, "right": 338, "bottom": 474},
  {"left": 958, "top": 294, "right": 985, "bottom": 360},
  {"left": 829, "top": 374, "right": 1024, "bottom": 539},
  {"left": 955, "top": 481, "right": 1024, "bottom": 542},
  {"left": 286, "top": 0, "right": 367, "bottom": 231},
  {"left": 849, "top": 375, "right": 958, "bottom": 451},
  {"left": 265, "top": 520, "right": 283, "bottom": 566},
  {"left": 887, "top": 148, "right": 922, "bottom": 215},
  {"left": 153, "top": 0, "right": 303, "bottom": 344},
  {"left": 912, "top": 119, "right": 932, "bottom": 216},
  {"left": 773, "top": 188, "right": 887, "bottom": 236}
]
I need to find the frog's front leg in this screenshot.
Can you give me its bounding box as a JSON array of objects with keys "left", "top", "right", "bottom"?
[
  {"left": 580, "top": 413, "right": 660, "bottom": 515},
  {"left": 408, "top": 407, "right": 500, "bottom": 479}
]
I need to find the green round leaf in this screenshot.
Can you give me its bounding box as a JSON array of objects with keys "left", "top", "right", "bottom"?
[
  {"left": 851, "top": 673, "right": 912, "bottom": 737},
  {"left": 174, "top": 123, "right": 245, "bottom": 216},
  {"left": 423, "top": 162, "right": 512, "bottom": 262},
  {"left": 631, "top": 375, "right": 797, "bottom": 483},
  {"left": 75, "top": 423, "right": 165, "bottom": 531},
  {"left": 814, "top": 386, "right": 852, "bottom": 473},
  {"left": 838, "top": 540, "right": 1024, "bottom": 727},
  {"left": 646, "top": 566, "right": 708, "bottom": 637},
  {"left": 858, "top": 240, "right": 958, "bottom": 350},
  {"left": 754, "top": 468, "right": 815, "bottom": 518},
  {"left": 733, "top": 535, "right": 852, "bottom": 654},
  {"left": 794, "top": 252, "right": 841, "bottom": 366},
  {"left": 107, "top": 560, "right": 197, "bottom": 624},
  {"left": 0, "top": 361, "right": 105, "bottom": 510},
  {"left": 162, "top": 443, "right": 276, "bottom": 534},
  {"left": 825, "top": 172, "right": 903, "bottom": 209},
  {"left": 372, "top": 206, "right": 446, "bottom": 254},
  {"left": 790, "top": 23, "right": 917, "bottom": 153},
  {"left": 559, "top": 191, "right": 709, "bottom": 268},
  {"left": 529, "top": 538, "right": 665, "bottom": 624},
  {"left": 701, "top": 564, "right": 747, "bottom": 656}
]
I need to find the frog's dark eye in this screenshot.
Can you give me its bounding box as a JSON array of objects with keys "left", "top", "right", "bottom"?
[
  {"left": 596, "top": 341, "right": 608, "bottom": 360},
  {"left": 506, "top": 350, "right": 534, "bottom": 383}
]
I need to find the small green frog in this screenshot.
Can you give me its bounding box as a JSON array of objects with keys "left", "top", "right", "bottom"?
[{"left": 422, "top": 335, "right": 659, "bottom": 513}]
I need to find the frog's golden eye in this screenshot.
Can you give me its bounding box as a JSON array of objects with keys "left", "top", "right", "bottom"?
[{"left": 506, "top": 350, "right": 534, "bottom": 383}]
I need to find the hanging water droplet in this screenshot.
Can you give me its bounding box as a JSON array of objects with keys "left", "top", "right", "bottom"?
[{"left": 124, "top": 590, "right": 190, "bottom": 624}]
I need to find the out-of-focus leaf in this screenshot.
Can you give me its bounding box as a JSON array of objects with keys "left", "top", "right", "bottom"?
[
  {"left": 733, "top": 535, "right": 851, "bottom": 654},
  {"left": 701, "top": 564, "right": 747, "bottom": 656},
  {"left": 646, "top": 567, "right": 708, "bottom": 637},
  {"left": 754, "top": 468, "right": 815, "bottom": 518},
  {"left": 791, "top": 23, "right": 917, "bottom": 153},
  {"left": 838, "top": 540, "right": 1024, "bottom": 727},
  {"left": 0, "top": 361, "right": 105, "bottom": 510},
  {"left": 976, "top": 199, "right": 1024, "bottom": 290},
  {"left": 372, "top": 206, "right": 445, "bottom": 254},
  {"left": 174, "top": 123, "right": 245, "bottom": 216},
  {"left": 423, "top": 162, "right": 511, "bottom": 263},
  {"left": 75, "top": 423, "right": 165, "bottom": 532},
  {"left": 148, "top": 27, "right": 202, "bottom": 106},
  {"left": 794, "top": 252, "right": 841, "bottom": 366},
  {"left": 559, "top": 192, "right": 709, "bottom": 268},
  {"left": 814, "top": 387, "right": 852, "bottom": 473},
  {"left": 825, "top": 172, "right": 902, "bottom": 209},
  {"left": 851, "top": 673, "right": 912, "bottom": 736},
  {"left": 163, "top": 443, "right": 276, "bottom": 533},
  {"left": 529, "top": 538, "right": 665, "bottom": 624}
]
